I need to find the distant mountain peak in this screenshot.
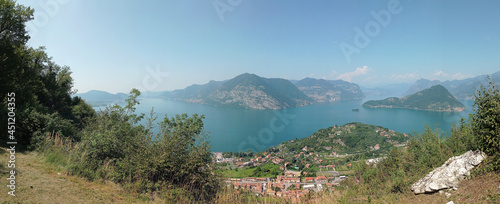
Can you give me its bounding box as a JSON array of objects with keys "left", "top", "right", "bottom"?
[
  {"left": 165, "top": 73, "right": 313, "bottom": 109},
  {"left": 295, "top": 78, "right": 364, "bottom": 102},
  {"left": 403, "top": 71, "right": 500, "bottom": 99},
  {"left": 75, "top": 90, "right": 128, "bottom": 107}
]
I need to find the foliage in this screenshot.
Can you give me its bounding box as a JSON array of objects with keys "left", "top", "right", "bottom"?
[
  {"left": 471, "top": 78, "right": 500, "bottom": 172},
  {"left": 447, "top": 118, "right": 479, "bottom": 155},
  {"left": 276, "top": 122, "right": 408, "bottom": 155},
  {"left": 341, "top": 123, "right": 479, "bottom": 201},
  {"left": 2, "top": 1, "right": 221, "bottom": 201},
  {"left": 40, "top": 89, "right": 222, "bottom": 202},
  {"left": 0, "top": 0, "right": 95, "bottom": 148}
]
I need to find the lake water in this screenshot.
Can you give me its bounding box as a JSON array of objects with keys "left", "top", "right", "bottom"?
[{"left": 119, "top": 99, "right": 475, "bottom": 152}]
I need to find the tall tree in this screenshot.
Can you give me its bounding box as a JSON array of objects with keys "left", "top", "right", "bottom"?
[
  {"left": 471, "top": 78, "right": 500, "bottom": 171},
  {"left": 1, "top": 0, "right": 94, "bottom": 147},
  {"left": 0, "top": 0, "right": 33, "bottom": 98}
]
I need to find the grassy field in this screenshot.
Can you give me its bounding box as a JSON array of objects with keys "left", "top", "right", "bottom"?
[
  {"left": 219, "top": 163, "right": 282, "bottom": 178},
  {"left": 219, "top": 166, "right": 257, "bottom": 178}
]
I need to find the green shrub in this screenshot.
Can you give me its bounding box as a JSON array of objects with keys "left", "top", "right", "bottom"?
[
  {"left": 446, "top": 119, "right": 479, "bottom": 155},
  {"left": 471, "top": 79, "right": 500, "bottom": 172},
  {"left": 47, "top": 89, "right": 223, "bottom": 202}
]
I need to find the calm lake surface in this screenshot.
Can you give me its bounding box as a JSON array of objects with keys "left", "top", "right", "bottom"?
[{"left": 97, "top": 99, "right": 474, "bottom": 152}]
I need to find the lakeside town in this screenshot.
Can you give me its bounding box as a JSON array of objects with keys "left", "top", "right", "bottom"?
[
  {"left": 213, "top": 150, "right": 348, "bottom": 199},
  {"left": 210, "top": 123, "right": 409, "bottom": 199}
]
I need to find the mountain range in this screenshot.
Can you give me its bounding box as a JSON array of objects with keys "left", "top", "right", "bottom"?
[
  {"left": 162, "top": 73, "right": 364, "bottom": 109},
  {"left": 294, "top": 78, "right": 364, "bottom": 102},
  {"left": 404, "top": 71, "right": 500, "bottom": 99},
  {"left": 74, "top": 90, "right": 128, "bottom": 107},
  {"left": 362, "top": 85, "right": 466, "bottom": 112},
  {"left": 361, "top": 83, "right": 412, "bottom": 99},
  {"left": 205, "top": 73, "right": 312, "bottom": 109},
  {"left": 75, "top": 71, "right": 499, "bottom": 110}
]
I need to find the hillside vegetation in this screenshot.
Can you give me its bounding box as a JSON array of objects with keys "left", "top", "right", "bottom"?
[{"left": 278, "top": 122, "right": 407, "bottom": 155}]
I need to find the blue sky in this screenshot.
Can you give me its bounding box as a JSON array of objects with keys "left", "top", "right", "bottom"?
[{"left": 20, "top": 0, "right": 500, "bottom": 94}]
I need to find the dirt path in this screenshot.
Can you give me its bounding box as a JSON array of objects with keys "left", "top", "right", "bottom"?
[{"left": 0, "top": 148, "right": 143, "bottom": 203}]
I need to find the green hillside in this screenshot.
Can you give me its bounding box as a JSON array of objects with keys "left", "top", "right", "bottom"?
[
  {"left": 363, "top": 85, "right": 466, "bottom": 112},
  {"left": 275, "top": 122, "right": 408, "bottom": 155}
]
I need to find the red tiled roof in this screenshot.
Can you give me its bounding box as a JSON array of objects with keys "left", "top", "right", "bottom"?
[{"left": 316, "top": 176, "right": 327, "bottom": 180}]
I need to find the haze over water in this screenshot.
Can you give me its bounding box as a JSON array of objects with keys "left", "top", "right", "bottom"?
[{"left": 131, "top": 99, "right": 474, "bottom": 152}]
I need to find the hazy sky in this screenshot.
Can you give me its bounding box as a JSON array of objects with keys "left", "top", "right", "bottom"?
[{"left": 20, "top": 0, "right": 500, "bottom": 94}]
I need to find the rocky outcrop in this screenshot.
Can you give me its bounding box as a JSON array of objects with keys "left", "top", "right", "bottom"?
[{"left": 411, "top": 150, "right": 487, "bottom": 194}]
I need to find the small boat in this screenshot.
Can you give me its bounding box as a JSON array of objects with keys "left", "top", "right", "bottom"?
[{"left": 352, "top": 109, "right": 359, "bottom": 112}]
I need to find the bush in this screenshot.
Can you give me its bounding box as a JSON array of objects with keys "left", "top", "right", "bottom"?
[{"left": 40, "top": 89, "right": 222, "bottom": 202}]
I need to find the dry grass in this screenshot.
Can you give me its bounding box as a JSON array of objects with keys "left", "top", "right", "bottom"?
[
  {"left": 330, "top": 173, "right": 500, "bottom": 204},
  {"left": 298, "top": 172, "right": 500, "bottom": 204},
  {"left": 0, "top": 148, "right": 147, "bottom": 203},
  {"left": 398, "top": 172, "right": 500, "bottom": 204}
]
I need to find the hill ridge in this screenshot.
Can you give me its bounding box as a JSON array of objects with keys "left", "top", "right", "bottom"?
[{"left": 362, "top": 85, "right": 466, "bottom": 112}]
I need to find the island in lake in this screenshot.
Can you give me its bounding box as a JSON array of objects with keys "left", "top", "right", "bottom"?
[{"left": 362, "top": 85, "right": 466, "bottom": 112}]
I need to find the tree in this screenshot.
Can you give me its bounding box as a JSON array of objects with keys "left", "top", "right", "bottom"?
[
  {"left": 471, "top": 78, "right": 500, "bottom": 171},
  {"left": 0, "top": 0, "right": 33, "bottom": 45},
  {"left": 0, "top": 0, "right": 35, "bottom": 145},
  {"left": 1, "top": 0, "right": 94, "bottom": 147}
]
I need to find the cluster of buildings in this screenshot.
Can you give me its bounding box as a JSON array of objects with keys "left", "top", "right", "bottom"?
[
  {"left": 213, "top": 152, "right": 234, "bottom": 163},
  {"left": 213, "top": 149, "right": 347, "bottom": 199},
  {"left": 227, "top": 171, "right": 344, "bottom": 198}
]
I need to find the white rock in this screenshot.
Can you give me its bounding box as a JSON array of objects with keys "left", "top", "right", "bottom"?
[
  {"left": 446, "top": 201, "right": 454, "bottom": 204},
  {"left": 410, "top": 150, "right": 486, "bottom": 194}
]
